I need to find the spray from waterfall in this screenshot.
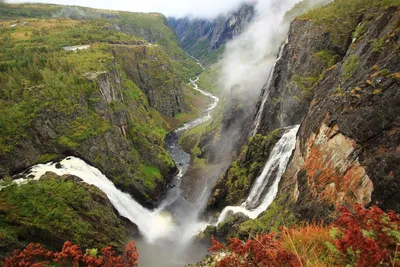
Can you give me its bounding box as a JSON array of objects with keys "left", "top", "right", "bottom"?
[
  {"left": 219, "top": 0, "right": 300, "bottom": 99},
  {"left": 216, "top": 125, "right": 299, "bottom": 224}
]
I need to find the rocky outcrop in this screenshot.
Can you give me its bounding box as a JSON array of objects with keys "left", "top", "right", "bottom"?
[
  {"left": 168, "top": 4, "right": 254, "bottom": 62},
  {"left": 281, "top": 6, "right": 399, "bottom": 216}
]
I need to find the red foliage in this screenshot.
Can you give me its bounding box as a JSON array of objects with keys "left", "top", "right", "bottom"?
[
  {"left": 124, "top": 240, "right": 139, "bottom": 266},
  {"left": 2, "top": 243, "right": 52, "bottom": 267},
  {"left": 334, "top": 204, "right": 400, "bottom": 267},
  {"left": 208, "top": 233, "right": 300, "bottom": 267},
  {"left": 208, "top": 235, "right": 226, "bottom": 252},
  {"left": 3, "top": 241, "right": 139, "bottom": 267}
]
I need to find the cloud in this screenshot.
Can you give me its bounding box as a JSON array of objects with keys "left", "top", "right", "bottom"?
[{"left": 8, "top": 0, "right": 256, "bottom": 18}]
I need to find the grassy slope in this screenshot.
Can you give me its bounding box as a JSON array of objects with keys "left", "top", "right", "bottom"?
[
  {"left": 297, "top": 0, "right": 400, "bottom": 48},
  {"left": 0, "top": 18, "right": 173, "bottom": 188}
]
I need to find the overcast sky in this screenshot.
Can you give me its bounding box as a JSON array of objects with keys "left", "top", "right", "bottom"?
[{"left": 8, "top": 0, "right": 257, "bottom": 18}]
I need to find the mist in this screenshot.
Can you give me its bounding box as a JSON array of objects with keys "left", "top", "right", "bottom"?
[
  {"left": 8, "top": 0, "right": 256, "bottom": 19},
  {"left": 219, "top": 0, "right": 332, "bottom": 100}
]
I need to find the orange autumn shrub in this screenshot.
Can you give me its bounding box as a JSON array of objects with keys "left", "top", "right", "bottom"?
[{"left": 3, "top": 240, "right": 138, "bottom": 267}]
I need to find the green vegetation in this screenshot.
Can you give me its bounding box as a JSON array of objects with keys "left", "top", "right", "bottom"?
[
  {"left": 342, "top": 55, "right": 360, "bottom": 81},
  {"left": 0, "top": 2, "right": 202, "bottom": 86},
  {"left": 352, "top": 21, "right": 367, "bottom": 41},
  {"left": 297, "top": 0, "right": 400, "bottom": 48},
  {"left": 0, "top": 173, "right": 132, "bottom": 254},
  {"left": 291, "top": 50, "right": 338, "bottom": 101},
  {"left": 187, "top": 40, "right": 225, "bottom": 67},
  {"left": 143, "top": 165, "right": 163, "bottom": 189},
  {"left": 222, "top": 130, "right": 282, "bottom": 205},
  {"left": 284, "top": 0, "right": 329, "bottom": 22},
  {"left": 113, "top": 11, "right": 202, "bottom": 80},
  {"left": 179, "top": 65, "right": 225, "bottom": 167},
  {"left": 237, "top": 200, "right": 297, "bottom": 238},
  {"left": 197, "top": 63, "right": 222, "bottom": 95}
]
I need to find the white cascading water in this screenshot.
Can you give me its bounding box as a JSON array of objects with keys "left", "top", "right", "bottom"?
[
  {"left": 252, "top": 39, "right": 289, "bottom": 137},
  {"left": 175, "top": 77, "right": 219, "bottom": 134},
  {"left": 216, "top": 125, "right": 299, "bottom": 224}
]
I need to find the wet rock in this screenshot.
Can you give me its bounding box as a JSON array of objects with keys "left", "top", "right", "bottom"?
[{"left": 55, "top": 163, "right": 62, "bottom": 169}]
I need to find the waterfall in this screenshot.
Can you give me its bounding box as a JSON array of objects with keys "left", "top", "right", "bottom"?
[
  {"left": 27, "top": 157, "right": 176, "bottom": 244},
  {"left": 252, "top": 39, "right": 289, "bottom": 137},
  {"left": 216, "top": 125, "right": 299, "bottom": 224}
]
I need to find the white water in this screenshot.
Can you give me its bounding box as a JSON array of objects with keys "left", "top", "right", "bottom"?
[
  {"left": 188, "top": 54, "right": 205, "bottom": 71},
  {"left": 252, "top": 39, "right": 289, "bottom": 137},
  {"left": 175, "top": 77, "right": 219, "bottom": 133},
  {"left": 216, "top": 125, "right": 299, "bottom": 224},
  {"left": 63, "top": 44, "right": 90, "bottom": 51}
]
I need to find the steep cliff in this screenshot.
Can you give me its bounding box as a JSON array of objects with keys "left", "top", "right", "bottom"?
[
  {"left": 208, "top": 0, "right": 400, "bottom": 239},
  {"left": 168, "top": 4, "right": 254, "bottom": 64},
  {"left": 279, "top": 4, "right": 400, "bottom": 218},
  {"left": 113, "top": 45, "right": 187, "bottom": 116}
]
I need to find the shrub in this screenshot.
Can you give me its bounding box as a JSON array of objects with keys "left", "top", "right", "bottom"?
[
  {"left": 342, "top": 55, "right": 360, "bottom": 80},
  {"left": 208, "top": 234, "right": 300, "bottom": 267},
  {"left": 2, "top": 240, "right": 138, "bottom": 267},
  {"left": 332, "top": 204, "right": 400, "bottom": 267}
]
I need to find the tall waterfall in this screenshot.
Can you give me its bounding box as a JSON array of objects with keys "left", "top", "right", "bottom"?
[
  {"left": 216, "top": 125, "right": 299, "bottom": 224},
  {"left": 252, "top": 40, "right": 289, "bottom": 137}
]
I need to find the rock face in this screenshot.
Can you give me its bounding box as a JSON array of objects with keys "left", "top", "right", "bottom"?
[
  {"left": 168, "top": 4, "right": 254, "bottom": 61},
  {"left": 113, "top": 45, "right": 187, "bottom": 116},
  {"left": 207, "top": 129, "right": 285, "bottom": 210}
]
